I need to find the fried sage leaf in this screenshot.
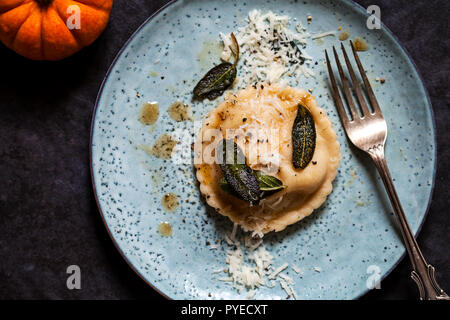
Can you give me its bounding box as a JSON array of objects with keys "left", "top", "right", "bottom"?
[
  {"left": 292, "top": 103, "right": 316, "bottom": 169},
  {"left": 217, "top": 139, "right": 261, "bottom": 205},
  {"left": 220, "top": 173, "right": 285, "bottom": 202},
  {"left": 193, "top": 33, "right": 239, "bottom": 100},
  {"left": 193, "top": 63, "right": 237, "bottom": 100},
  {"left": 219, "top": 160, "right": 285, "bottom": 201},
  {"left": 219, "top": 177, "right": 239, "bottom": 197},
  {"left": 255, "top": 171, "right": 286, "bottom": 191}
]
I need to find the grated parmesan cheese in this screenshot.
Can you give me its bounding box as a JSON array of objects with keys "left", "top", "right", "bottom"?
[
  {"left": 292, "top": 265, "right": 303, "bottom": 274},
  {"left": 269, "top": 263, "right": 289, "bottom": 280},
  {"left": 230, "top": 223, "right": 238, "bottom": 242},
  {"left": 212, "top": 268, "right": 225, "bottom": 274},
  {"left": 311, "top": 30, "right": 337, "bottom": 40},
  {"left": 217, "top": 224, "right": 305, "bottom": 299},
  {"left": 224, "top": 234, "right": 235, "bottom": 246},
  {"left": 220, "top": 9, "right": 314, "bottom": 86},
  {"left": 278, "top": 273, "right": 294, "bottom": 284},
  {"left": 247, "top": 290, "right": 256, "bottom": 299},
  {"left": 251, "top": 230, "right": 264, "bottom": 238}
]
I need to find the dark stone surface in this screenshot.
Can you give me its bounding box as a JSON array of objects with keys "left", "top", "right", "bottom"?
[{"left": 0, "top": 0, "right": 448, "bottom": 300}]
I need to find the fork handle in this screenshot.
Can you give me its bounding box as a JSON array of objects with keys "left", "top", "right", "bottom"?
[{"left": 368, "top": 144, "right": 449, "bottom": 300}]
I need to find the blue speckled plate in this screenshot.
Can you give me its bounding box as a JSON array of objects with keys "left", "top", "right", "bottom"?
[{"left": 90, "top": 0, "right": 436, "bottom": 299}]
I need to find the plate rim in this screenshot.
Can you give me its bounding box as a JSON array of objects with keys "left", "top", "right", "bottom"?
[{"left": 89, "top": 0, "right": 437, "bottom": 300}]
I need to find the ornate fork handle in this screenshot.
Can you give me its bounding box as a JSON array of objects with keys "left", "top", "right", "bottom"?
[{"left": 368, "top": 144, "right": 449, "bottom": 300}]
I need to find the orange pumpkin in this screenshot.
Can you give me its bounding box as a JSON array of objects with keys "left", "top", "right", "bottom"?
[{"left": 0, "top": 0, "right": 113, "bottom": 60}]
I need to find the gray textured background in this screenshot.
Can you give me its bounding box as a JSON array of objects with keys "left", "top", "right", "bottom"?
[{"left": 0, "top": 0, "right": 448, "bottom": 300}]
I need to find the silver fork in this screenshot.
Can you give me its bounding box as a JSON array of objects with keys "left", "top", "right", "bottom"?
[{"left": 325, "top": 41, "right": 449, "bottom": 300}]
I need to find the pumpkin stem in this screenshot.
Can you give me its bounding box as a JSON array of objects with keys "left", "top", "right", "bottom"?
[{"left": 35, "top": 0, "right": 53, "bottom": 7}]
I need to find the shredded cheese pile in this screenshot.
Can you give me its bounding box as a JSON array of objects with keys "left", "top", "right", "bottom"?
[
  {"left": 220, "top": 9, "right": 314, "bottom": 86},
  {"left": 216, "top": 224, "right": 299, "bottom": 299}
]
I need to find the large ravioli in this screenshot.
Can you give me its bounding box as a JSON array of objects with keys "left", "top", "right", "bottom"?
[{"left": 195, "top": 84, "right": 340, "bottom": 234}]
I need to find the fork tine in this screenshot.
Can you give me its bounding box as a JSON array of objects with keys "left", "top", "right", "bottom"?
[
  {"left": 332, "top": 46, "right": 359, "bottom": 122},
  {"left": 325, "top": 49, "right": 349, "bottom": 127},
  {"left": 340, "top": 43, "right": 372, "bottom": 117},
  {"left": 349, "top": 40, "right": 382, "bottom": 114}
]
